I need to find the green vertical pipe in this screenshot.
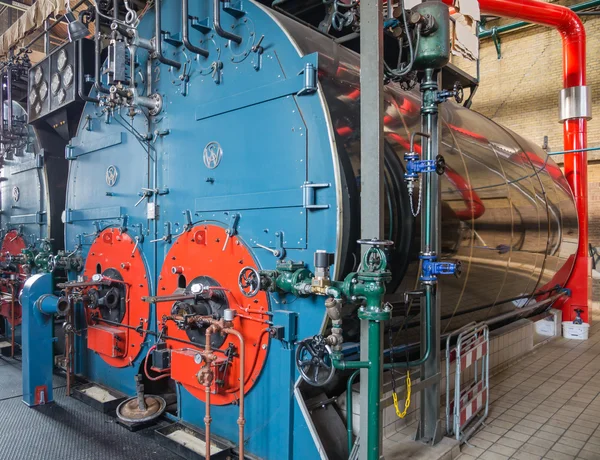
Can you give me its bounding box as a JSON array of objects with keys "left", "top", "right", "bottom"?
[
  {"left": 346, "top": 370, "right": 360, "bottom": 456},
  {"left": 366, "top": 318, "right": 382, "bottom": 460}
]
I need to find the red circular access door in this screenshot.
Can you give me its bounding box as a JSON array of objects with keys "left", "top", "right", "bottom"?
[
  {"left": 83, "top": 229, "right": 150, "bottom": 368},
  {"left": 157, "top": 224, "right": 270, "bottom": 405}
]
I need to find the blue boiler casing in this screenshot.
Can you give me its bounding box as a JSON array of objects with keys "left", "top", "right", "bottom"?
[{"left": 64, "top": 1, "right": 578, "bottom": 458}]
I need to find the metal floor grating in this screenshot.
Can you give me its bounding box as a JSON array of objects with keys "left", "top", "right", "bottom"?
[{"left": 0, "top": 356, "right": 181, "bottom": 460}]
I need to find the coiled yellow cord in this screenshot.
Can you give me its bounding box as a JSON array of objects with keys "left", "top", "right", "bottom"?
[{"left": 392, "top": 371, "right": 411, "bottom": 418}]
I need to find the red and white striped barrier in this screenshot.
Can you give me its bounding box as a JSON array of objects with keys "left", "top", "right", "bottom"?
[{"left": 459, "top": 387, "right": 487, "bottom": 426}]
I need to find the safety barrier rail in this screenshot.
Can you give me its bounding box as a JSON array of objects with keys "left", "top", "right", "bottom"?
[{"left": 445, "top": 322, "right": 489, "bottom": 442}]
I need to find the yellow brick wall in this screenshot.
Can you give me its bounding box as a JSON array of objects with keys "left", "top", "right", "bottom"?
[{"left": 451, "top": 1, "right": 600, "bottom": 246}]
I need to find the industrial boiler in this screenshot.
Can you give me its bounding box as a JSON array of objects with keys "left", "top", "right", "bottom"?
[
  {"left": 0, "top": 54, "right": 72, "bottom": 357},
  {"left": 17, "top": 1, "right": 579, "bottom": 459}
]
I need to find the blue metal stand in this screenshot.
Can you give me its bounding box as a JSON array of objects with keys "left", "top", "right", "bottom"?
[{"left": 21, "top": 273, "right": 59, "bottom": 407}]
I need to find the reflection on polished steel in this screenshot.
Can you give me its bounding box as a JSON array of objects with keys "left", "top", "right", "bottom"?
[{"left": 275, "top": 12, "right": 578, "bottom": 337}]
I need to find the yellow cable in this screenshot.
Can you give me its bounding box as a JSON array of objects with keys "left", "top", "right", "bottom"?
[{"left": 392, "top": 371, "right": 411, "bottom": 419}]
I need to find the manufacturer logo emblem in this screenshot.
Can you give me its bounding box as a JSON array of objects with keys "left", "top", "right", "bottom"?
[
  {"left": 12, "top": 186, "right": 19, "bottom": 202},
  {"left": 106, "top": 165, "right": 119, "bottom": 187},
  {"left": 203, "top": 141, "right": 223, "bottom": 170}
]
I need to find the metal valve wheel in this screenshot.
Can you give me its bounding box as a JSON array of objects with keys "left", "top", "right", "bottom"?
[
  {"left": 47, "top": 254, "right": 57, "bottom": 272},
  {"left": 238, "top": 266, "right": 261, "bottom": 297},
  {"left": 295, "top": 335, "right": 336, "bottom": 387},
  {"left": 453, "top": 83, "right": 464, "bottom": 104}
]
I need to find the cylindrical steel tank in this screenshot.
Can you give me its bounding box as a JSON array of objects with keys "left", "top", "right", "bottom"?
[
  {"left": 62, "top": 2, "right": 577, "bottom": 458},
  {"left": 272, "top": 13, "right": 578, "bottom": 339}
]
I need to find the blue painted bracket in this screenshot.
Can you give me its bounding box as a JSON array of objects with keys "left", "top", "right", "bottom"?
[
  {"left": 272, "top": 310, "right": 298, "bottom": 345},
  {"left": 195, "top": 188, "right": 301, "bottom": 213},
  {"left": 195, "top": 53, "right": 319, "bottom": 121},
  {"left": 12, "top": 153, "right": 43, "bottom": 174},
  {"left": 10, "top": 212, "right": 45, "bottom": 225},
  {"left": 195, "top": 182, "right": 330, "bottom": 213},
  {"left": 66, "top": 132, "right": 125, "bottom": 160},
  {"left": 64, "top": 206, "right": 124, "bottom": 223},
  {"left": 191, "top": 17, "right": 211, "bottom": 33},
  {"left": 22, "top": 273, "right": 58, "bottom": 406}
]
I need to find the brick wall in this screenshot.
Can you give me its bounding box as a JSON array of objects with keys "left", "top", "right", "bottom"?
[{"left": 451, "top": 1, "right": 600, "bottom": 246}]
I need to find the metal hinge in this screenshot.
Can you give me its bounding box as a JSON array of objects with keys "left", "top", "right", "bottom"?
[
  {"left": 302, "top": 182, "right": 330, "bottom": 210},
  {"left": 297, "top": 62, "right": 318, "bottom": 96}
]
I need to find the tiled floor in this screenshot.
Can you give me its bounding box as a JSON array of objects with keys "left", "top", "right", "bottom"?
[{"left": 459, "top": 314, "right": 600, "bottom": 460}]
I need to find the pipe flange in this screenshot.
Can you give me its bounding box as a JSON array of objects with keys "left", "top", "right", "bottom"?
[
  {"left": 148, "top": 93, "right": 163, "bottom": 116},
  {"left": 116, "top": 395, "right": 166, "bottom": 423}
]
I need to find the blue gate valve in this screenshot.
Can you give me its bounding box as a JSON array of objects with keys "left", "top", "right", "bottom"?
[{"left": 420, "top": 254, "right": 462, "bottom": 283}]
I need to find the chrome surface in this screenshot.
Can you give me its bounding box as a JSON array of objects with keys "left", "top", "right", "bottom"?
[
  {"left": 559, "top": 85, "right": 592, "bottom": 122},
  {"left": 274, "top": 12, "right": 578, "bottom": 337}
]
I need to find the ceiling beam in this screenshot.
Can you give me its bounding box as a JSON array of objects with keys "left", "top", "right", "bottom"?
[{"left": 0, "top": 0, "right": 28, "bottom": 12}]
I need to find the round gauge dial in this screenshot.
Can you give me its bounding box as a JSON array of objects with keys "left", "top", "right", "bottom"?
[
  {"left": 51, "top": 73, "right": 61, "bottom": 95},
  {"left": 28, "top": 89, "right": 38, "bottom": 106},
  {"left": 57, "top": 88, "right": 66, "bottom": 104},
  {"left": 33, "top": 67, "right": 43, "bottom": 86},
  {"left": 39, "top": 80, "right": 48, "bottom": 101},
  {"left": 57, "top": 49, "right": 68, "bottom": 72},
  {"left": 62, "top": 65, "right": 74, "bottom": 88}
]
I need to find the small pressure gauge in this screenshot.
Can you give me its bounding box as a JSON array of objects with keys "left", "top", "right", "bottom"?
[{"left": 194, "top": 353, "right": 203, "bottom": 365}]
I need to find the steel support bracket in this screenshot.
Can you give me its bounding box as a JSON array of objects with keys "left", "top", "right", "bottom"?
[
  {"left": 163, "top": 32, "right": 183, "bottom": 48},
  {"left": 223, "top": 1, "right": 245, "bottom": 18},
  {"left": 191, "top": 17, "right": 212, "bottom": 34}
]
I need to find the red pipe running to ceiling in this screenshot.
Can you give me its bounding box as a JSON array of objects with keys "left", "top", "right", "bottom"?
[{"left": 442, "top": 0, "right": 590, "bottom": 322}]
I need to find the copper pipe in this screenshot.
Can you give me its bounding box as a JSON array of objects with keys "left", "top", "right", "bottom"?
[
  {"left": 203, "top": 324, "right": 220, "bottom": 460},
  {"left": 10, "top": 284, "right": 15, "bottom": 358},
  {"left": 237, "top": 313, "right": 269, "bottom": 324},
  {"left": 223, "top": 327, "right": 245, "bottom": 460},
  {"left": 205, "top": 378, "right": 211, "bottom": 460}
]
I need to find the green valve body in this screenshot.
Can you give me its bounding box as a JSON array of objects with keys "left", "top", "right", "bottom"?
[{"left": 412, "top": 2, "right": 450, "bottom": 70}]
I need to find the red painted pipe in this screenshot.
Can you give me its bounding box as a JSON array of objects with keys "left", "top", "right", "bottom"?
[{"left": 443, "top": 0, "right": 589, "bottom": 322}]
